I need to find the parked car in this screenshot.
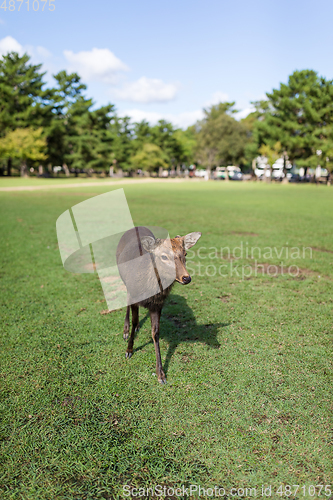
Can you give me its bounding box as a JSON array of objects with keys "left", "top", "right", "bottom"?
[
  {"left": 214, "top": 166, "right": 227, "bottom": 179},
  {"left": 195, "top": 169, "right": 207, "bottom": 178},
  {"left": 287, "top": 172, "right": 300, "bottom": 182},
  {"left": 227, "top": 166, "right": 243, "bottom": 181},
  {"left": 214, "top": 165, "right": 243, "bottom": 180}
]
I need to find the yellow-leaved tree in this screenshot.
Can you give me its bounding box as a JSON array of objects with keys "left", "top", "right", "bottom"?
[
  {"left": 0, "top": 128, "right": 47, "bottom": 177},
  {"left": 130, "top": 143, "right": 167, "bottom": 173},
  {"left": 258, "top": 142, "right": 281, "bottom": 182}
]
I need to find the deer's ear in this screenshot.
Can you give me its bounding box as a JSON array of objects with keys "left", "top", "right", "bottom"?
[
  {"left": 141, "top": 236, "right": 157, "bottom": 253},
  {"left": 184, "top": 232, "right": 202, "bottom": 250}
]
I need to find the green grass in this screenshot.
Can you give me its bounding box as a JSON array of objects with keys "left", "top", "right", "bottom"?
[{"left": 0, "top": 181, "right": 332, "bottom": 499}]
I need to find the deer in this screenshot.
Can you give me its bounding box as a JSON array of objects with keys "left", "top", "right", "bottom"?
[{"left": 116, "top": 226, "right": 201, "bottom": 384}]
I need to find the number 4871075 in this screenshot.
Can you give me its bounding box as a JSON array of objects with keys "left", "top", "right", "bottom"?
[{"left": 1, "top": 0, "right": 55, "bottom": 11}]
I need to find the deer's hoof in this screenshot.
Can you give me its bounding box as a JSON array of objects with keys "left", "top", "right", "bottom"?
[
  {"left": 158, "top": 375, "right": 167, "bottom": 384},
  {"left": 125, "top": 351, "right": 132, "bottom": 359},
  {"left": 135, "top": 325, "right": 140, "bottom": 332},
  {"left": 123, "top": 332, "right": 129, "bottom": 341}
]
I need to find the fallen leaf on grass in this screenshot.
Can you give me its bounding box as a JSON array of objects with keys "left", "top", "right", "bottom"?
[
  {"left": 77, "top": 308, "right": 86, "bottom": 315},
  {"left": 100, "top": 309, "right": 112, "bottom": 315}
]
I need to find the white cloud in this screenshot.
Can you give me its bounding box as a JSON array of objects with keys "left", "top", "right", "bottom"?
[
  {"left": 170, "top": 110, "right": 204, "bottom": 128},
  {"left": 120, "top": 108, "right": 203, "bottom": 129},
  {"left": 204, "top": 91, "right": 229, "bottom": 107},
  {"left": 0, "top": 36, "right": 51, "bottom": 62},
  {"left": 64, "top": 47, "right": 128, "bottom": 83},
  {"left": 114, "top": 77, "right": 179, "bottom": 103},
  {"left": 235, "top": 106, "right": 255, "bottom": 120},
  {"left": 35, "top": 46, "right": 52, "bottom": 58},
  {"left": 0, "top": 36, "right": 24, "bottom": 57}
]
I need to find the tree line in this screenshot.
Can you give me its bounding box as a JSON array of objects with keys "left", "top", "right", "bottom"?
[{"left": 0, "top": 52, "right": 332, "bottom": 181}]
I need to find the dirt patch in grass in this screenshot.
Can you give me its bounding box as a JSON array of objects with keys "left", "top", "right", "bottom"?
[
  {"left": 217, "top": 294, "right": 231, "bottom": 303},
  {"left": 312, "top": 247, "right": 333, "bottom": 254},
  {"left": 249, "top": 262, "right": 325, "bottom": 280}
]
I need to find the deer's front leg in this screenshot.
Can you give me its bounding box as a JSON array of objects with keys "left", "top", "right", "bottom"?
[{"left": 150, "top": 309, "right": 166, "bottom": 384}]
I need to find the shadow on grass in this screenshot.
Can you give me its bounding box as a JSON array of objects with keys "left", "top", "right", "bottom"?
[{"left": 131, "top": 294, "right": 229, "bottom": 376}]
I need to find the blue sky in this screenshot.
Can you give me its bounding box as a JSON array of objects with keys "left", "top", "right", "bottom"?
[{"left": 1, "top": 0, "right": 333, "bottom": 128}]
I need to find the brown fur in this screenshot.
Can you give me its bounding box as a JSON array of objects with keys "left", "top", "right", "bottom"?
[{"left": 116, "top": 226, "right": 201, "bottom": 384}]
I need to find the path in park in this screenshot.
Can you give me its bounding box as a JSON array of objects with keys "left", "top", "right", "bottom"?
[{"left": 0, "top": 177, "right": 201, "bottom": 192}]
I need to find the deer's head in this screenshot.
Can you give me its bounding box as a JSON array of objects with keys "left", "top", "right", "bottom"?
[{"left": 142, "top": 232, "right": 201, "bottom": 285}]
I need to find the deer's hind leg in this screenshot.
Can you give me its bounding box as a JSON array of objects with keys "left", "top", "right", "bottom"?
[
  {"left": 123, "top": 305, "right": 130, "bottom": 340},
  {"left": 126, "top": 304, "right": 139, "bottom": 359}
]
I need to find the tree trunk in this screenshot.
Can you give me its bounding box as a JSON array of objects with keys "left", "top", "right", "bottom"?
[
  {"left": 283, "top": 154, "right": 288, "bottom": 179},
  {"left": 327, "top": 170, "right": 331, "bottom": 186},
  {"left": 7, "top": 158, "right": 12, "bottom": 176},
  {"left": 38, "top": 165, "right": 44, "bottom": 176},
  {"left": 62, "top": 163, "right": 70, "bottom": 177},
  {"left": 20, "top": 160, "right": 28, "bottom": 177},
  {"left": 252, "top": 158, "right": 257, "bottom": 180},
  {"left": 263, "top": 164, "right": 268, "bottom": 182}
]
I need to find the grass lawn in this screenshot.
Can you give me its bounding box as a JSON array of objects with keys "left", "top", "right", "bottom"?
[{"left": 0, "top": 181, "right": 332, "bottom": 499}]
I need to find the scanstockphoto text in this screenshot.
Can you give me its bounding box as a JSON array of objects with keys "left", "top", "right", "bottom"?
[
  {"left": 123, "top": 483, "right": 332, "bottom": 497},
  {"left": 185, "top": 243, "right": 314, "bottom": 280}
]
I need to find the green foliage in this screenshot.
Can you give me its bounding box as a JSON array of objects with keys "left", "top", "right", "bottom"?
[
  {"left": 1, "top": 52, "right": 332, "bottom": 179},
  {"left": 259, "top": 142, "right": 281, "bottom": 167},
  {"left": 174, "top": 127, "right": 196, "bottom": 164},
  {"left": 254, "top": 70, "right": 333, "bottom": 173},
  {"left": 130, "top": 142, "right": 167, "bottom": 171},
  {"left": 150, "top": 120, "right": 184, "bottom": 166},
  {"left": 109, "top": 115, "right": 134, "bottom": 171},
  {"left": 0, "top": 127, "right": 47, "bottom": 162},
  {"left": 0, "top": 52, "right": 52, "bottom": 136},
  {"left": 132, "top": 120, "right": 195, "bottom": 169},
  {"left": 194, "top": 102, "right": 249, "bottom": 168}
]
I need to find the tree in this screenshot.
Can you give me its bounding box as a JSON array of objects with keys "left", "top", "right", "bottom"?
[
  {"left": 0, "top": 52, "right": 52, "bottom": 175},
  {"left": 46, "top": 71, "right": 117, "bottom": 174},
  {"left": 0, "top": 128, "right": 47, "bottom": 176},
  {"left": 242, "top": 100, "right": 270, "bottom": 169},
  {"left": 45, "top": 70, "right": 88, "bottom": 169},
  {"left": 255, "top": 70, "right": 333, "bottom": 180},
  {"left": 130, "top": 143, "right": 167, "bottom": 172},
  {"left": 194, "top": 102, "right": 249, "bottom": 174},
  {"left": 132, "top": 120, "right": 152, "bottom": 153},
  {"left": 173, "top": 127, "right": 196, "bottom": 167},
  {"left": 150, "top": 120, "right": 183, "bottom": 168},
  {"left": 109, "top": 116, "right": 134, "bottom": 172},
  {"left": 258, "top": 142, "right": 281, "bottom": 182}
]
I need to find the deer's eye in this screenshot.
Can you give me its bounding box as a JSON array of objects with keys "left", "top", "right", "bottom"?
[
  {"left": 185, "top": 252, "right": 187, "bottom": 257},
  {"left": 161, "top": 255, "right": 168, "bottom": 261}
]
